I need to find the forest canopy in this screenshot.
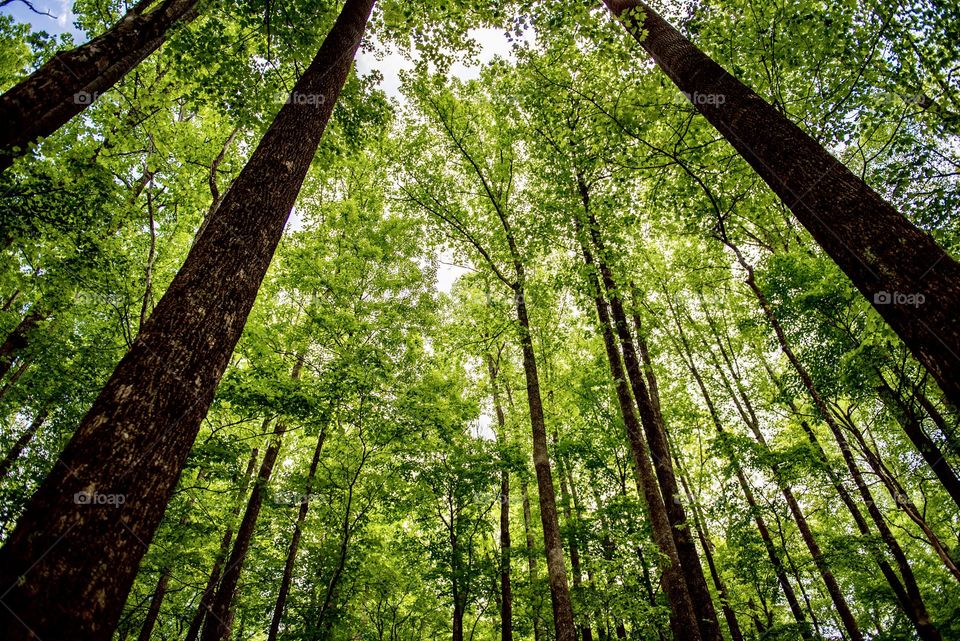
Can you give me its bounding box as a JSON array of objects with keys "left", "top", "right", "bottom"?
[{"left": 0, "top": 0, "right": 958, "bottom": 640}]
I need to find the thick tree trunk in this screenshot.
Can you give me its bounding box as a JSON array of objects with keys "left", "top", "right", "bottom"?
[
  {"left": 732, "top": 248, "right": 943, "bottom": 639},
  {"left": 0, "top": 308, "right": 45, "bottom": 381},
  {"left": 0, "top": 0, "right": 200, "bottom": 170},
  {"left": 0, "top": 3, "right": 373, "bottom": 637},
  {"left": 583, "top": 207, "right": 721, "bottom": 641},
  {"left": 134, "top": 569, "right": 170, "bottom": 641},
  {"left": 484, "top": 353, "right": 513, "bottom": 641},
  {"left": 267, "top": 428, "right": 327, "bottom": 641},
  {"left": 0, "top": 407, "right": 48, "bottom": 479},
  {"left": 575, "top": 219, "right": 702, "bottom": 641},
  {"left": 603, "top": 0, "right": 960, "bottom": 408}
]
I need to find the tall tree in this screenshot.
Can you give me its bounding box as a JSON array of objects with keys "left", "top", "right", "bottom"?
[
  {"left": 0, "top": 0, "right": 201, "bottom": 170},
  {"left": 601, "top": 0, "right": 960, "bottom": 408},
  {"left": 0, "top": 1, "right": 375, "bottom": 637}
]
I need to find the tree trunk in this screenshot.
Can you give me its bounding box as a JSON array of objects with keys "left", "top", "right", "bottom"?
[
  {"left": 134, "top": 569, "right": 170, "bottom": 641},
  {"left": 583, "top": 206, "right": 721, "bottom": 641},
  {"left": 513, "top": 282, "right": 578, "bottom": 641},
  {"left": 267, "top": 427, "right": 327, "bottom": 641},
  {"left": 200, "top": 423, "right": 285, "bottom": 641},
  {"left": 520, "top": 476, "right": 542, "bottom": 641},
  {"left": 875, "top": 377, "right": 960, "bottom": 510},
  {"left": 555, "top": 436, "right": 593, "bottom": 641},
  {"left": 575, "top": 218, "right": 702, "bottom": 641},
  {"left": 0, "top": 0, "right": 200, "bottom": 170},
  {"left": 675, "top": 459, "right": 744, "bottom": 641},
  {"left": 0, "top": 3, "right": 373, "bottom": 638},
  {"left": 836, "top": 409, "right": 960, "bottom": 581},
  {"left": 184, "top": 438, "right": 262, "bottom": 641},
  {"left": 0, "top": 407, "right": 48, "bottom": 479},
  {"left": 730, "top": 247, "right": 943, "bottom": 639},
  {"left": 604, "top": 0, "right": 960, "bottom": 409},
  {"left": 0, "top": 308, "right": 45, "bottom": 381},
  {"left": 484, "top": 353, "right": 513, "bottom": 641},
  {"left": 695, "top": 316, "right": 863, "bottom": 641}
]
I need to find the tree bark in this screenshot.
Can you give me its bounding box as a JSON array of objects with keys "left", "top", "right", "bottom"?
[
  {"left": 0, "top": 407, "right": 48, "bottom": 479},
  {"left": 875, "top": 377, "right": 960, "bottom": 510},
  {"left": 602, "top": 0, "right": 960, "bottom": 409},
  {"left": 267, "top": 427, "right": 327, "bottom": 641},
  {"left": 0, "top": 3, "right": 373, "bottom": 637},
  {"left": 583, "top": 206, "right": 721, "bottom": 641},
  {"left": 0, "top": 307, "right": 45, "bottom": 381},
  {"left": 0, "top": 0, "right": 200, "bottom": 170},
  {"left": 575, "top": 217, "right": 702, "bottom": 641}
]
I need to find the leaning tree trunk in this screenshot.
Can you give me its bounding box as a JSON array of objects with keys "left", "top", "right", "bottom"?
[
  {"left": 602, "top": 0, "right": 960, "bottom": 409},
  {"left": 0, "top": 407, "right": 48, "bottom": 479},
  {"left": 0, "top": 2, "right": 375, "bottom": 638},
  {"left": 200, "top": 423, "right": 286, "bottom": 641},
  {"left": 583, "top": 205, "right": 721, "bottom": 641},
  {"left": 0, "top": 307, "right": 45, "bottom": 381},
  {"left": 0, "top": 0, "right": 201, "bottom": 170},
  {"left": 267, "top": 427, "right": 326, "bottom": 641},
  {"left": 575, "top": 218, "right": 702, "bottom": 641}
]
